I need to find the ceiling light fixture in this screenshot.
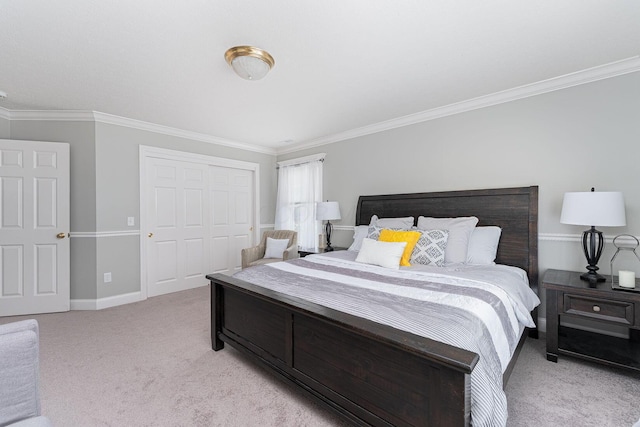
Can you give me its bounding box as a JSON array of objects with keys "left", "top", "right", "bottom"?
[
  {"left": 0, "top": 90, "right": 7, "bottom": 99},
  {"left": 224, "top": 46, "right": 275, "bottom": 81}
]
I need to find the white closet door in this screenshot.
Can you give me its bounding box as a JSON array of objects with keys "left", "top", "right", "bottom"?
[
  {"left": 210, "top": 166, "right": 253, "bottom": 275},
  {"left": 145, "top": 157, "right": 209, "bottom": 297},
  {"left": 0, "top": 139, "right": 70, "bottom": 316}
]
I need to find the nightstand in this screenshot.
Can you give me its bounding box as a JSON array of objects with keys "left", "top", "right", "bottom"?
[
  {"left": 298, "top": 247, "right": 347, "bottom": 257},
  {"left": 543, "top": 269, "right": 640, "bottom": 371}
]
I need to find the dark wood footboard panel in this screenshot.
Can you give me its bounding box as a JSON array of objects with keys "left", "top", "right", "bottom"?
[{"left": 209, "top": 274, "right": 478, "bottom": 427}]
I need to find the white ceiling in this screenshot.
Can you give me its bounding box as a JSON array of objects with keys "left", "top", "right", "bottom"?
[{"left": 1, "top": 1, "right": 639, "bottom": 152}]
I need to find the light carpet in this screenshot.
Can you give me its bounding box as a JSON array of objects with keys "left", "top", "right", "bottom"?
[{"left": 2, "top": 285, "right": 639, "bottom": 426}]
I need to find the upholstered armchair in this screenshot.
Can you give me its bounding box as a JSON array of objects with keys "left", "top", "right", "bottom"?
[
  {"left": 0, "top": 319, "right": 52, "bottom": 427},
  {"left": 241, "top": 230, "right": 298, "bottom": 269}
]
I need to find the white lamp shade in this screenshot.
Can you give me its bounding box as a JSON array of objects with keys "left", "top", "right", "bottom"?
[
  {"left": 316, "top": 201, "right": 341, "bottom": 221},
  {"left": 560, "top": 191, "right": 626, "bottom": 227}
]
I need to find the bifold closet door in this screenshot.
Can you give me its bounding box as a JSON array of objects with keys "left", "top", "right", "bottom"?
[
  {"left": 145, "top": 157, "right": 209, "bottom": 297},
  {"left": 209, "top": 166, "right": 253, "bottom": 276}
]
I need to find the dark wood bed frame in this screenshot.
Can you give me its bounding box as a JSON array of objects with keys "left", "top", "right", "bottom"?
[{"left": 207, "top": 186, "right": 538, "bottom": 427}]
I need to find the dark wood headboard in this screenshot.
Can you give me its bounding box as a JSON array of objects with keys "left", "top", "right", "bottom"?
[{"left": 355, "top": 186, "right": 539, "bottom": 290}]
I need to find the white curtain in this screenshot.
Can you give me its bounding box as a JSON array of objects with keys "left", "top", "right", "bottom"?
[{"left": 274, "top": 159, "right": 323, "bottom": 249}]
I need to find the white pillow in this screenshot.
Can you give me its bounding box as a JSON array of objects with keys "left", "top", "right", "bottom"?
[
  {"left": 369, "top": 215, "right": 414, "bottom": 230},
  {"left": 417, "top": 216, "right": 479, "bottom": 264},
  {"left": 264, "top": 237, "right": 290, "bottom": 259},
  {"left": 355, "top": 238, "right": 407, "bottom": 269},
  {"left": 467, "top": 226, "right": 502, "bottom": 265},
  {"left": 410, "top": 229, "right": 449, "bottom": 267},
  {"left": 348, "top": 225, "right": 369, "bottom": 251}
]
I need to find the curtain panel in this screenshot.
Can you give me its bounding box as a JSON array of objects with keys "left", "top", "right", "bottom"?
[{"left": 274, "top": 159, "right": 323, "bottom": 248}]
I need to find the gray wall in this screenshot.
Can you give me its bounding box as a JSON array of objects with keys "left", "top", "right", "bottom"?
[
  {"left": 0, "top": 116, "right": 9, "bottom": 138},
  {"left": 5, "top": 70, "right": 638, "bottom": 319},
  {"left": 7, "top": 118, "right": 277, "bottom": 301},
  {"left": 9, "top": 120, "right": 98, "bottom": 299},
  {"left": 93, "top": 122, "right": 277, "bottom": 299},
  {"left": 278, "top": 71, "right": 640, "bottom": 324}
]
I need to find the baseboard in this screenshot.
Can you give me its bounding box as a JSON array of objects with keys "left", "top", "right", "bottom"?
[{"left": 71, "top": 291, "right": 144, "bottom": 311}]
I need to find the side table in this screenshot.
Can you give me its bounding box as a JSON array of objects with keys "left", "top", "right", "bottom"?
[{"left": 542, "top": 269, "right": 640, "bottom": 371}]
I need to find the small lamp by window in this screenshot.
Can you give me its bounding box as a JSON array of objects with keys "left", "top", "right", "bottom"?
[
  {"left": 316, "top": 201, "right": 341, "bottom": 252},
  {"left": 560, "top": 188, "right": 626, "bottom": 285}
]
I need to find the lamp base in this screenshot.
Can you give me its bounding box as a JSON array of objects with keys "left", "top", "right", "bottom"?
[
  {"left": 580, "top": 271, "right": 606, "bottom": 287},
  {"left": 580, "top": 227, "right": 605, "bottom": 288},
  {"left": 324, "top": 220, "right": 334, "bottom": 253}
]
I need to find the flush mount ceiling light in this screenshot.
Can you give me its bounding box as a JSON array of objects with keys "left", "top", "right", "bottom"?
[{"left": 224, "top": 46, "right": 275, "bottom": 81}]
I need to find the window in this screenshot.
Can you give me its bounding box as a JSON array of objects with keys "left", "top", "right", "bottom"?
[{"left": 274, "top": 154, "right": 324, "bottom": 248}]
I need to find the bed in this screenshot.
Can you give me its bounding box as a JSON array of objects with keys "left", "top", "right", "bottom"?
[{"left": 206, "top": 186, "right": 539, "bottom": 426}]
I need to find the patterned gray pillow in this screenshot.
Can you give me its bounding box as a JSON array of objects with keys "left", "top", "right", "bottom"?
[
  {"left": 366, "top": 225, "right": 383, "bottom": 240},
  {"left": 410, "top": 229, "right": 449, "bottom": 267},
  {"left": 366, "top": 225, "right": 404, "bottom": 241}
]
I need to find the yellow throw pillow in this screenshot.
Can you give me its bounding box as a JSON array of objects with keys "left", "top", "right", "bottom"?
[{"left": 378, "top": 229, "right": 421, "bottom": 267}]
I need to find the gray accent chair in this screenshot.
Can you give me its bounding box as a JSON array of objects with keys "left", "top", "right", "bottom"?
[
  {"left": 0, "top": 320, "right": 52, "bottom": 427},
  {"left": 241, "top": 230, "right": 298, "bottom": 269}
]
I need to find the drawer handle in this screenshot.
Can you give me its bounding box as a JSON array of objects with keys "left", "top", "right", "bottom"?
[{"left": 592, "top": 305, "right": 601, "bottom": 312}]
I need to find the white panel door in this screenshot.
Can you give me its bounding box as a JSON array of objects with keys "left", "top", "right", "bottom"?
[
  {"left": 0, "top": 139, "right": 70, "bottom": 316},
  {"left": 145, "top": 157, "right": 209, "bottom": 297},
  {"left": 210, "top": 166, "right": 253, "bottom": 275}
]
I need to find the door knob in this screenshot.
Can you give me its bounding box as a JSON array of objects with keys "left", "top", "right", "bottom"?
[
  {"left": 148, "top": 232, "right": 154, "bottom": 238},
  {"left": 56, "top": 232, "right": 66, "bottom": 239}
]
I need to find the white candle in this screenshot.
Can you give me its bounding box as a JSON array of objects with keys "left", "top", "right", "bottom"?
[{"left": 618, "top": 270, "right": 636, "bottom": 288}]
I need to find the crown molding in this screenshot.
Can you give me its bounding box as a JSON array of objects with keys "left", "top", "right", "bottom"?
[
  {"left": 4, "top": 109, "right": 277, "bottom": 155},
  {"left": 92, "top": 112, "right": 276, "bottom": 155},
  {"left": 8, "top": 109, "right": 96, "bottom": 121},
  {"left": 278, "top": 56, "right": 640, "bottom": 155},
  {"left": 3, "top": 56, "right": 639, "bottom": 157}
]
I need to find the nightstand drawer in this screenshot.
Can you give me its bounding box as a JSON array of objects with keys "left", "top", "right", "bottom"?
[{"left": 563, "top": 294, "right": 634, "bottom": 325}]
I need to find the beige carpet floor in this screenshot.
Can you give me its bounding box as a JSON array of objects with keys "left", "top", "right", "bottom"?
[{"left": 2, "top": 285, "right": 640, "bottom": 426}]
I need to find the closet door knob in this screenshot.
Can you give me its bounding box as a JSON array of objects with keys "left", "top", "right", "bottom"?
[
  {"left": 592, "top": 305, "right": 601, "bottom": 312},
  {"left": 148, "top": 232, "right": 154, "bottom": 238}
]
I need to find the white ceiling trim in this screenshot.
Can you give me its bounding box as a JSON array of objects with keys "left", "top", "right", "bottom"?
[
  {"left": 2, "top": 55, "right": 638, "bottom": 157},
  {"left": 6, "top": 110, "right": 96, "bottom": 121},
  {"left": 278, "top": 56, "right": 640, "bottom": 155},
  {"left": 92, "top": 112, "right": 276, "bottom": 155},
  {"left": 4, "top": 109, "right": 277, "bottom": 155}
]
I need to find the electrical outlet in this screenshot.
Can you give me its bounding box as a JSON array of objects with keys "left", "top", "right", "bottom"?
[
  {"left": 127, "top": 217, "right": 135, "bottom": 226},
  {"left": 104, "top": 272, "right": 112, "bottom": 283}
]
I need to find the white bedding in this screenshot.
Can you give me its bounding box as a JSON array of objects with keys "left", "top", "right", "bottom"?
[{"left": 291, "top": 250, "right": 539, "bottom": 371}]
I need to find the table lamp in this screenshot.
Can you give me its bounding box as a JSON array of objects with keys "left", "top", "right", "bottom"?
[
  {"left": 316, "top": 201, "right": 341, "bottom": 252},
  {"left": 560, "top": 188, "right": 626, "bottom": 285}
]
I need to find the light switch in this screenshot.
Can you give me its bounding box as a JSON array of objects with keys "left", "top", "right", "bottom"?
[{"left": 127, "top": 217, "right": 135, "bottom": 226}]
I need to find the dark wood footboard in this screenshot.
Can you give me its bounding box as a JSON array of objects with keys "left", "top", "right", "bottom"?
[{"left": 209, "top": 273, "right": 479, "bottom": 427}]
